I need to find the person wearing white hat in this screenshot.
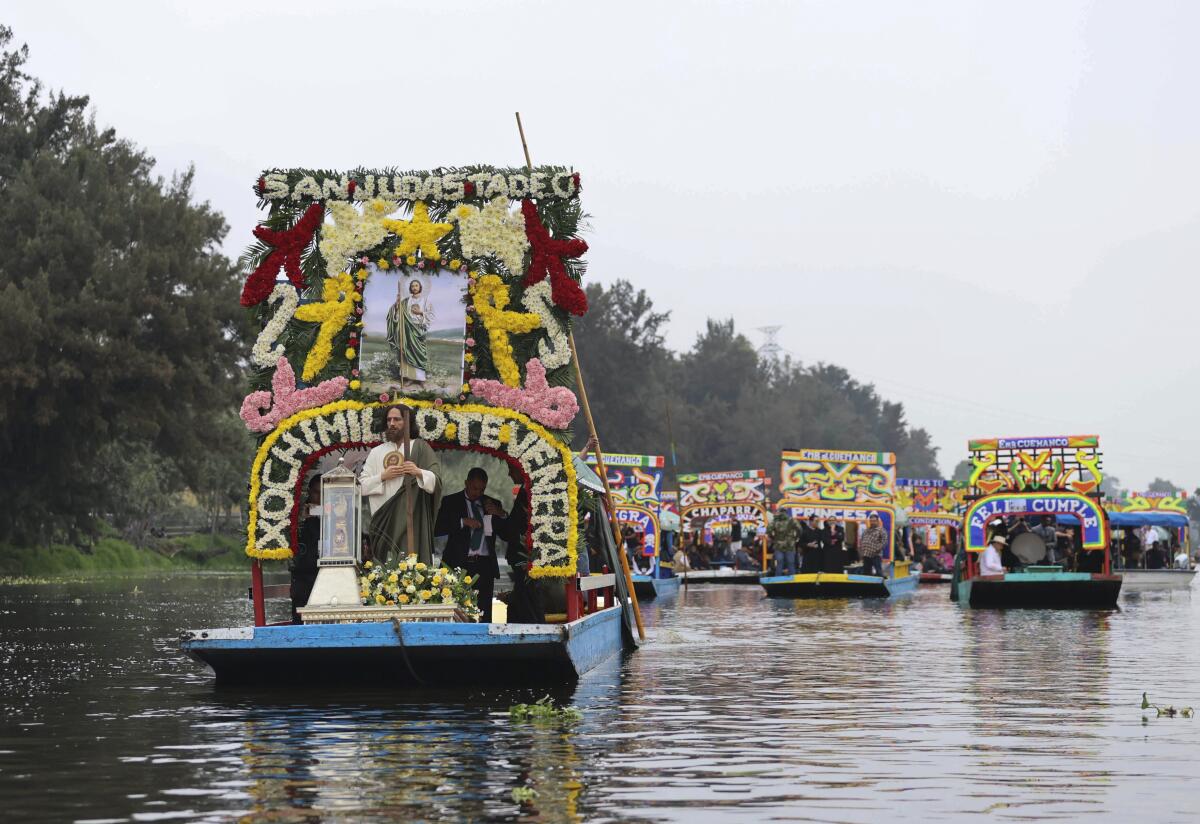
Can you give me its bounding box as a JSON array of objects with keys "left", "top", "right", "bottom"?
[{"left": 981, "top": 535, "right": 1007, "bottom": 576}]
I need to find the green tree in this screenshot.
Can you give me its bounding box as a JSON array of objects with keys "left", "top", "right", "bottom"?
[
  {"left": 0, "top": 27, "right": 249, "bottom": 545},
  {"left": 571, "top": 280, "right": 674, "bottom": 455},
  {"left": 1100, "top": 473, "right": 1125, "bottom": 501},
  {"left": 1146, "top": 477, "right": 1178, "bottom": 495}
]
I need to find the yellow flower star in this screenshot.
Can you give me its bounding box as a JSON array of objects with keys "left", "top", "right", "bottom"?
[
  {"left": 294, "top": 272, "right": 357, "bottom": 381},
  {"left": 384, "top": 201, "right": 452, "bottom": 260}
]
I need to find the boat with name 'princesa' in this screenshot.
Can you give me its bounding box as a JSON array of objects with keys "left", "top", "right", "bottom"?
[{"left": 760, "top": 447, "right": 918, "bottom": 599}]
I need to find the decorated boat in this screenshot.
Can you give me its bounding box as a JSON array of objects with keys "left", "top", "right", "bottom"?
[
  {"left": 677, "top": 468, "right": 769, "bottom": 584},
  {"left": 1107, "top": 490, "right": 1195, "bottom": 591},
  {"left": 760, "top": 448, "right": 918, "bottom": 599},
  {"left": 955, "top": 435, "right": 1121, "bottom": 609},
  {"left": 586, "top": 452, "right": 679, "bottom": 600},
  {"left": 182, "top": 158, "right": 641, "bottom": 686},
  {"left": 895, "top": 478, "right": 965, "bottom": 584}
]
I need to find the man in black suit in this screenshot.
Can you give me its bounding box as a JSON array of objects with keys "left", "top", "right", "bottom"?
[{"left": 435, "top": 467, "right": 507, "bottom": 623}]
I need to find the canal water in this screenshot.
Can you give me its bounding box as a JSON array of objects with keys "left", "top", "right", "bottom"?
[{"left": 2, "top": 574, "right": 1199, "bottom": 822}]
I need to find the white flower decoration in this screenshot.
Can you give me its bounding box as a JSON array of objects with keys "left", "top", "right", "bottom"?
[
  {"left": 520, "top": 280, "right": 571, "bottom": 370},
  {"left": 251, "top": 284, "right": 300, "bottom": 369},
  {"left": 453, "top": 197, "right": 529, "bottom": 275},
  {"left": 318, "top": 198, "right": 397, "bottom": 276}
]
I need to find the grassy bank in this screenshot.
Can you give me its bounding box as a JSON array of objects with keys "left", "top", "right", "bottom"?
[{"left": 0, "top": 533, "right": 251, "bottom": 577}]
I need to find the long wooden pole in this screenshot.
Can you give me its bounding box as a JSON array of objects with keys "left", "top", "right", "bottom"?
[
  {"left": 397, "top": 282, "right": 415, "bottom": 559},
  {"left": 403, "top": 406, "right": 414, "bottom": 558},
  {"left": 515, "top": 112, "right": 645, "bottom": 640}
]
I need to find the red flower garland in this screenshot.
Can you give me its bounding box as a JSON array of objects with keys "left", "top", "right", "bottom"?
[
  {"left": 240, "top": 203, "right": 325, "bottom": 307},
  {"left": 520, "top": 199, "right": 589, "bottom": 316}
]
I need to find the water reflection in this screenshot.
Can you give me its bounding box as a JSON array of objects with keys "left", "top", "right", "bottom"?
[
  {"left": 1, "top": 575, "right": 1199, "bottom": 821},
  {"left": 961, "top": 609, "right": 1114, "bottom": 818}
]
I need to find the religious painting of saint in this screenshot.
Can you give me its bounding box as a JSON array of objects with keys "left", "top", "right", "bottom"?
[{"left": 360, "top": 267, "right": 467, "bottom": 398}]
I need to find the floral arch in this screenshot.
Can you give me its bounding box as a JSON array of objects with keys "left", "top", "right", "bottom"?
[{"left": 247, "top": 400, "right": 578, "bottom": 577}]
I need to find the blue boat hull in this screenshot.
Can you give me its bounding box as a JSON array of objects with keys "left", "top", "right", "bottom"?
[
  {"left": 631, "top": 575, "right": 681, "bottom": 601},
  {"left": 957, "top": 573, "right": 1122, "bottom": 609},
  {"left": 181, "top": 606, "right": 624, "bottom": 687},
  {"left": 761, "top": 572, "right": 919, "bottom": 599}
]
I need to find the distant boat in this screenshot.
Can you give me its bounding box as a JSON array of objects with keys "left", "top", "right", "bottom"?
[
  {"left": 955, "top": 435, "right": 1121, "bottom": 610},
  {"left": 761, "top": 564, "right": 919, "bottom": 599},
  {"left": 680, "top": 568, "right": 761, "bottom": 585},
  {"left": 919, "top": 572, "right": 953, "bottom": 584},
  {"left": 631, "top": 572, "right": 681, "bottom": 600},
  {"left": 1119, "top": 568, "right": 1196, "bottom": 591}
]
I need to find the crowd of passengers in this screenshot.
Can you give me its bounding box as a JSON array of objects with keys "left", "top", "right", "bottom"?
[
  {"left": 622, "top": 513, "right": 1196, "bottom": 578},
  {"left": 975, "top": 515, "right": 1193, "bottom": 574},
  {"left": 761, "top": 512, "right": 891, "bottom": 576}
]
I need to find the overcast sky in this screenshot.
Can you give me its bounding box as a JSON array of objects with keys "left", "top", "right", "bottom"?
[{"left": 8, "top": 1, "right": 1199, "bottom": 488}]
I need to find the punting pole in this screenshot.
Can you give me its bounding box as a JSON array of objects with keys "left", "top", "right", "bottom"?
[
  {"left": 515, "top": 112, "right": 645, "bottom": 640},
  {"left": 398, "top": 298, "right": 415, "bottom": 559}
]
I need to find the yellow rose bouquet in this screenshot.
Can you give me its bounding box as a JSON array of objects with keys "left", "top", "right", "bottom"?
[{"left": 359, "top": 554, "right": 480, "bottom": 618}]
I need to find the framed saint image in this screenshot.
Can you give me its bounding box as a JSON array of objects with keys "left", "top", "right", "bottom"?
[{"left": 360, "top": 267, "right": 467, "bottom": 398}]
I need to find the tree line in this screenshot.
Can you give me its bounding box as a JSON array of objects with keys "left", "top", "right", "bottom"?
[
  {"left": 0, "top": 28, "right": 250, "bottom": 546},
  {"left": 571, "top": 280, "right": 942, "bottom": 488}
]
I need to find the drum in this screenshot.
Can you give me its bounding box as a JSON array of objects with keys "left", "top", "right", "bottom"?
[{"left": 1011, "top": 532, "right": 1046, "bottom": 565}]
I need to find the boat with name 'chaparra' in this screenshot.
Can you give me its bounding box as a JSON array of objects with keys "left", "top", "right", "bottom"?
[
  {"left": 678, "top": 468, "right": 770, "bottom": 585},
  {"left": 181, "top": 160, "right": 641, "bottom": 686},
  {"left": 954, "top": 434, "right": 1121, "bottom": 609},
  {"left": 760, "top": 447, "right": 918, "bottom": 599}
]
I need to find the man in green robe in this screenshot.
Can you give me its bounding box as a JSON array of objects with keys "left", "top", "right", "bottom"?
[{"left": 359, "top": 405, "right": 442, "bottom": 565}]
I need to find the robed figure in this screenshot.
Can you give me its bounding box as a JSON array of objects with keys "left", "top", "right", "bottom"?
[
  {"left": 386, "top": 278, "right": 431, "bottom": 382},
  {"left": 360, "top": 406, "right": 442, "bottom": 565}
]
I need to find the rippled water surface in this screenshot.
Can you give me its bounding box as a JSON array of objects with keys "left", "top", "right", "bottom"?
[{"left": 3, "top": 574, "right": 1200, "bottom": 822}]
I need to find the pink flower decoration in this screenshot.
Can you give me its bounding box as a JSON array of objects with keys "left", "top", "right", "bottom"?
[
  {"left": 379, "top": 393, "right": 390, "bottom": 403},
  {"left": 433, "top": 398, "right": 443, "bottom": 407},
  {"left": 469, "top": 358, "right": 579, "bottom": 429},
  {"left": 240, "top": 357, "right": 349, "bottom": 433},
  {"left": 465, "top": 337, "right": 476, "bottom": 347}
]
